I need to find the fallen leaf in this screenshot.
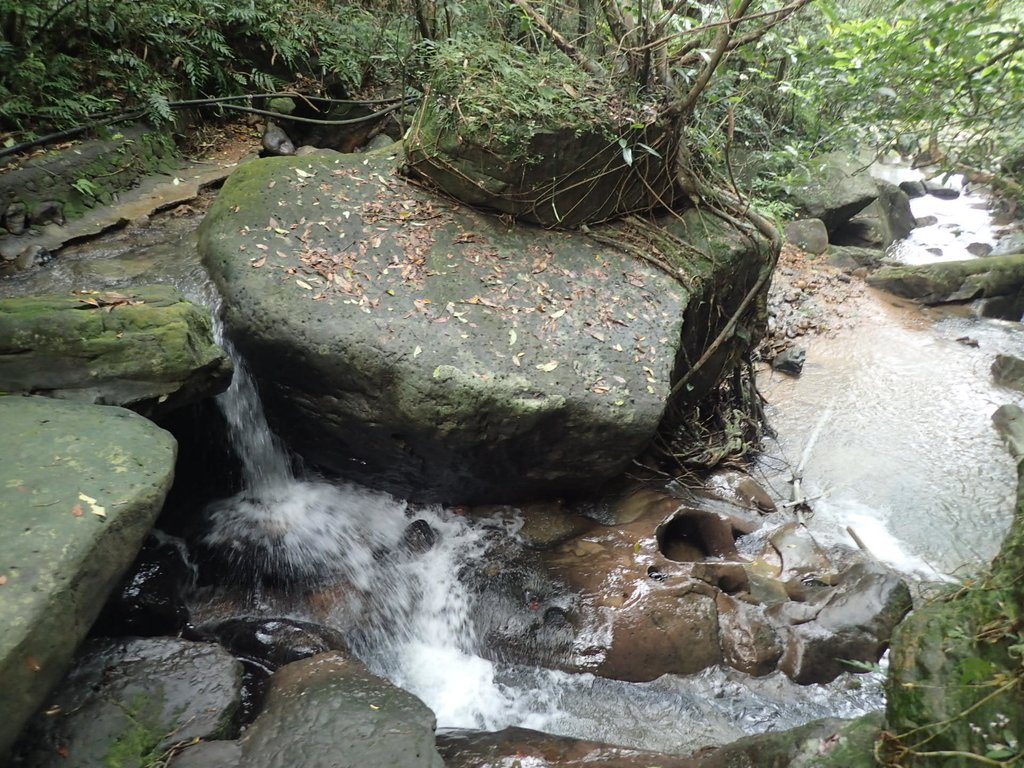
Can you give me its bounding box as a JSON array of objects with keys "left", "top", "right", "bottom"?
[
  {"left": 24, "top": 656, "right": 41, "bottom": 672},
  {"left": 296, "top": 279, "right": 313, "bottom": 290},
  {"left": 250, "top": 256, "right": 266, "bottom": 268},
  {"left": 413, "top": 346, "right": 422, "bottom": 357},
  {"left": 0, "top": 575, "right": 6, "bottom": 585},
  {"left": 295, "top": 167, "right": 314, "bottom": 179},
  {"left": 509, "top": 329, "right": 517, "bottom": 346},
  {"left": 550, "top": 308, "right": 566, "bottom": 319},
  {"left": 536, "top": 361, "right": 559, "bottom": 372},
  {"left": 71, "top": 504, "right": 84, "bottom": 517},
  {"left": 78, "top": 492, "right": 106, "bottom": 518}
]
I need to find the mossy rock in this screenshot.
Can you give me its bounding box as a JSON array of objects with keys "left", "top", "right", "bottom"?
[
  {"left": 0, "top": 284, "right": 232, "bottom": 417},
  {"left": 867, "top": 252, "right": 1024, "bottom": 304},
  {"left": 405, "top": 39, "right": 678, "bottom": 228}
]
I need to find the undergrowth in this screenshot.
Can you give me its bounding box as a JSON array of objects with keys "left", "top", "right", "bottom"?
[{"left": 0, "top": 0, "right": 414, "bottom": 139}]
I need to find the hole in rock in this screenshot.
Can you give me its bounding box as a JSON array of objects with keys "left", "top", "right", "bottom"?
[{"left": 657, "top": 511, "right": 741, "bottom": 562}]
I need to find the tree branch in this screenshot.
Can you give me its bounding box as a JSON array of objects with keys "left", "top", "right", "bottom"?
[
  {"left": 511, "top": 0, "right": 606, "bottom": 77},
  {"left": 677, "top": 0, "right": 755, "bottom": 114}
]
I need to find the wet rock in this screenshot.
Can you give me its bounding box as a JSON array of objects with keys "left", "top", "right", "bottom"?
[
  {"left": 12, "top": 637, "right": 242, "bottom": 768},
  {"left": 93, "top": 534, "right": 192, "bottom": 638},
  {"left": 716, "top": 594, "right": 783, "bottom": 676},
  {"left": 0, "top": 284, "right": 232, "bottom": 417},
  {"left": 261, "top": 121, "right": 295, "bottom": 157},
  {"left": 705, "top": 469, "right": 777, "bottom": 514},
  {"left": 31, "top": 200, "right": 65, "bottom": 227},
  {"left": 925, "top": 182, "right": 963, "bottom": 201},
  {"left": 967, "top": 242, "right": 993, "bottom": 257},
  {"left": 438, "top": 726, "right": 697, "bottom": 768},
  {"left": 772, "top": 345, "right": 806, "bottom": 376},
  {"left": 784, "top": 218, "right": 829, "bottom": 254},
  {"left": 199, "top": 617, "right": 348, "bottom": 671},
  {"left": 267, "top": 97, "right": 296, "bottom": 116},
  {"left": 598, "top": 588, "right": 722, "bottom": 681},
  {"left": 238, "top": 652, "right": 444, "bottom": 768},
  {"left": 0, "top": 244, "right": 53, "bottom": 276},
  {"left": 831, "top": 180, "right": 915, "bottom": 249},
  {"left": 0, "top": 396, "right": 177, "bottom": 759},
  {"left": 401, "top": 518, "right": 438, "bottom": 554},
  {"left": 992, "top": 355, "right": 1024, "bottom": 394},
  {"left": 776, "top": 562, "right": 911, "bottom": 684},
  {"left": 923, "top": 179, "right": 960, "bottom": 199},
  {"left": 169, "top": 740, "right": 242, "bottom": 768},
  {"left": 4, "top": 202, "right": 27, "bottom": 235},
  {"left": 899, "top": 179, "right": 926, "bottom": 198},
  {"left": 914, "top": 214, "right": 938, "bottom": 227},
  {"left": 993, "top": 403, "right": 1024, "bottom": 458},
  {"left": 658, "top": 510, "right": 741, "bottom": 561}
]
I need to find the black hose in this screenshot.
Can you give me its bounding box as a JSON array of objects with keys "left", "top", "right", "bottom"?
[{"left": 0, "top": 92, "right": 420, "bottom": 162}]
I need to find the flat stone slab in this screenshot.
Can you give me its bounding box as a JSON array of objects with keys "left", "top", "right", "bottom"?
[
  {"left": 200, "top": 149, "right": 769, "bottom": 502},
  {"left": 0, "top": 396, "right": 177, "bottom": 759}
]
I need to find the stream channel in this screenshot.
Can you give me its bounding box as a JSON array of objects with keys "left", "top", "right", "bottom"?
[{"left": 3, "top": 165, "right": 1023, "bottom": 757}]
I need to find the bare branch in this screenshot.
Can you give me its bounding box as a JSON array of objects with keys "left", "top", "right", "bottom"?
[
  {"left": 511, "top": 0, "right": 607, "bottom": 76},
  {"left": 678, "top": 0, "right": 755, "bottom": 114}
]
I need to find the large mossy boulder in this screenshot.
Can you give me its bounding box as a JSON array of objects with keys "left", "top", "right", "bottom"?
[
  {"left": 199, "top": 150, "right": 771, "bottom": 503},
  {"left": 883, "top": 404, "right": 1024, "bottom": 766},
  {"left": 405, "top": 40, "right": 677, "bottom": 228},
  {"left": 0, "top": 284, "right": 232, "bottom": 417},
  {"left": 0, "top": 396, "right": 177, "bottom": 760}
]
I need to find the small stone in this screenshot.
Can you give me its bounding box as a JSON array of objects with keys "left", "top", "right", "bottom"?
[
  {"left": 915, "top": 215, "right": 939, "bottom": 227},
  {"left": 836, "top": 272, "right": 852, "bottom": 283},
  {"left": 772, "top": 346, "right": 806, "bottom": 376},
  {"left": 966, "top": 242, "right": 993, "bottom": 257},
  {"left": 923, "top": 180, "right": 960, "bottom": 199},
  {"left": 31, "top": 200, "right": 65, "bottom": 227},
  {"left": 3, "top": 203, "right": 27, "bottom": 235},
  {"left": 262, "top": 121, "right": 295, "bottom": 157},
  {"left": 898, "top": 180, "right": 926, "bottom": 199}
]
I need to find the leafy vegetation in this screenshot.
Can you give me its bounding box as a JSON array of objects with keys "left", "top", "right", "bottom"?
[{"left": 0, "top": 0, "right": 413, "bottom": 138}]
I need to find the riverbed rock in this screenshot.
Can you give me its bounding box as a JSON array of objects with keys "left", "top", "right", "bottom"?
[
  {"left": 784, "top": 218, "right": 829, "bottom": 254},
  {"left": 867, "top": 253, "right": 1024, "bottom": 304},
  {"left": 199, "top": 151, "right": 770, "bottom": 503},
  {"left": 0, "top": 396, "right": 177, "bottom": 760},
  {"left": 831, "top": 179, "right": 915, "bottom": 249},
  {"left": 772, "top": 345, "right": 806, "bottom": 376},
  {"left": 438, "top": 726, "right": 698, "bottom": 768},
  {"left": 826, "top": 245, "right": 886, "bottom": 271},
  {"left": 11, "top": 637, "right": 242, "bottom": 768},
  {"left": 992, "top": 354, "right": 1024, "bottom": 393},
  {"left": 899, "top": 180, "right": 926, "bottom": 199},
  {"left": 197, "top": 617, "right": 349, "bottom": 670},
  {"left": 0, "top": 284, "right": 232, "bottom": 418},
  {"left": 236, "top": 652, "right": 445, "bottom": 768},
  {"left": 923, "top": 179, "right": 960, "bottom": 199},
  {"left": 781, "top": 152, "right": 878, "bottom": 234}
]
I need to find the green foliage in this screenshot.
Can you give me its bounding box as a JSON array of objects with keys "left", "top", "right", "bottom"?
[
  {"left": 0, "top": 0, "right": 413, "bottom": 137},
  {"left": 418, "top": 36, "right": 650, "bottom": 161}
]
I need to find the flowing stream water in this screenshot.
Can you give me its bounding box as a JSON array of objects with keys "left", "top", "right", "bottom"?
[{"left": 3, "top": 166, "right": 1021, "bottom": 755}]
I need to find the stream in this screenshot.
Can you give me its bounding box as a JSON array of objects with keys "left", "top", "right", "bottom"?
[{"left": 2, "top": 165, "right": 1022, "bottom": 756}]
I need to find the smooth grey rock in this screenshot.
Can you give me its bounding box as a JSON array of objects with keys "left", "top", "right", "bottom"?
[
  {"left": 169, "top": 741, "right": 242, "bottom": 768},
  {"left": 831, "top": 180, "right": 914, "bottom": 249},
  {"left": 781, "top": 152, "right": 878, "bottom": 233},
  {"left": 0, "top": 396, "right": 177, "bottom": 760},
  {"left": 827, "top": 245, "right": 886, "bottom": 271},
  {"left": 915, "top": 214, "right": 938, "bottom": 227},
  {"left": 784, "top": 218, "right": 829, "bottom": 254},
  {"left": 771, "top": 346, "right": 806, "bottom": 376},
  {"left": 239, "top": 652, "right": 444, "bottom": 768},
  {"left": 261, "top": 121, "right": 295, "bottom": 157},
  {"left": 13, "top": 637, "right": 242, "bottom": 768},
  {"left": 967, "top": 242, "right": 993, "bottom": 257},
  {"left": 366, "top": 133, "right": 398, "bottom": 152},
  {"left": 868, "top": 253, "right": 1024, "bottom": 304},
  {"left": 31, "top": 200, "right": 65, "bottom": 227}
]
